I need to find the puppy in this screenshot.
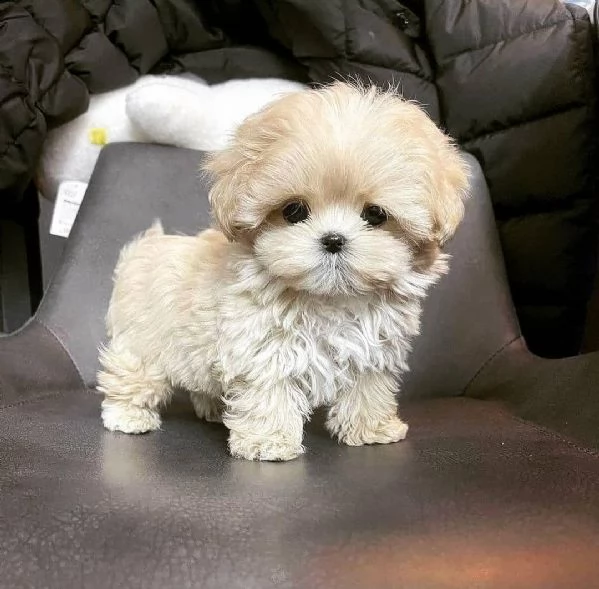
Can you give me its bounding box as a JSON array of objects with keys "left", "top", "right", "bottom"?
[{"left": 98, "top": 82, "right": 469, "bottom": 461}]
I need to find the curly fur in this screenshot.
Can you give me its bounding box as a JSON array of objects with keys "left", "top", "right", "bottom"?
[{"left": 98, "top": 83, "right": 469, "bottom": 461}]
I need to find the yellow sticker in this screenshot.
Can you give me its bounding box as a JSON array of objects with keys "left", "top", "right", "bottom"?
[{"left": 89, "top": 127, "right": 108, "bottom": 145}]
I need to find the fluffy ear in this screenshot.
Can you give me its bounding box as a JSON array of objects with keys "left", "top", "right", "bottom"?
[
  {"left": 202, "top": 145, "right": 253, "bottom": 241},
  {"left": 430, "top": 143, "right": 470, "bottom": 244},
  {"left": 202, "top": 90, "right": 307, "bottom": 241},
  {"left": 384, "top": 92, "right": 470, "bottom": 245},
  {"left": 422, "top": 124, "right": 470, "bottom": 245}
]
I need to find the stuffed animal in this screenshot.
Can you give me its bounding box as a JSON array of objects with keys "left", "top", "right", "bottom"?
[
  {"left": 37, "top": 75, "right": 306, "bottom": 202},
  {"left": 37, "top": 84, "right": 146, "bottom": 202},
  {"left": 126, "top": 75, "right": 306, "bottom": 151}
]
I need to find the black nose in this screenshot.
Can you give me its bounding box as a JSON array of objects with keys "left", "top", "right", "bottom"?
[{"left": 321, "top": 232, "right": 346, "bottom": 254}]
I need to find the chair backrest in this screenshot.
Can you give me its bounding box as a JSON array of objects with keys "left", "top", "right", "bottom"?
[{"left": 35, "top": 143, "right": 521, "bottom": 396}]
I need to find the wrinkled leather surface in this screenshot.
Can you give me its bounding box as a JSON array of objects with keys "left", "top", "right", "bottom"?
[
  {"left": 0, "top": 320, "right": 82, "bottom": 404},
  {"left": 468, "top": 337, "right": 599, "bottom": 451},
  {"left": 2, "top": 393, "right": 599, "bottom": 589},
  {"left": 2, "top": 143, "right": 599, "bottom": 589}
]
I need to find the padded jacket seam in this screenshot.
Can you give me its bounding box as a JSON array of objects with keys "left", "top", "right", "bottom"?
[
  {"left": 0, "top": 63, "right": 40, "bottom": 163},
  {"left": 16, "top": 3, "right": 115, "bottom": 117},
  {"left": 35, "top": 318, "right": 86, "bottom": 388},
  {"left": 0, "top": 115, "right": 38, "bottom": 162},
  {"left": 0, "top": 104, "right": 40, "bottom": 161},
  {"left": 441, "top": 16, "right": 575, "bottom": 63},
  {"left": 494, "top": 190, "right": 594, "bottom": 221},
  {"left": 18, "top": 5, "right": 74, "bottom": 105},
  {"left": 461, "top": 102, "right": 588, "bottom": 145},
  {"left": 304, "top": 55, "right": 434, "bottom": 84}
]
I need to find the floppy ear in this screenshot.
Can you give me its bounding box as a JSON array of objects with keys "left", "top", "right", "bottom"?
[
  {"left": 384, "top": 93, "right": 470, "bottom": 245},
  {"left": 202, "top": 90, "right": 306, "bottom": 241},
  {"left": 424, "top": 127, "right": 470, "bottom": 245},
  {"left": 202, "top": 145, "right": 252, "bottom": 241}
]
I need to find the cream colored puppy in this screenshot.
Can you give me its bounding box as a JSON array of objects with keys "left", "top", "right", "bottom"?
[{"left": 98, "top": 83, "right": 469, "bottom": 461}]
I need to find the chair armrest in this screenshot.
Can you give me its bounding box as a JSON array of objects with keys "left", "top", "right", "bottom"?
[
  {"left": 468, "top": 339, "right": 599, "bottom": 450},
  {"left": 0, "top": 320, "right": 83, "bottom": 405}
]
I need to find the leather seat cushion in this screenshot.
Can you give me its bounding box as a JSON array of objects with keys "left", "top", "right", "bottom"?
[{"left": 2, "top": 393, "right": 598, "bottom": 588}]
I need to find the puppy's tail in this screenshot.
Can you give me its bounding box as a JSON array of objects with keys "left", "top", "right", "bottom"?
[
  {"left": 145, "top": 219, "right": 164, "bottom": 237},
  {"left": 113, "top": 219, "right": 164, "bottom": 275}
]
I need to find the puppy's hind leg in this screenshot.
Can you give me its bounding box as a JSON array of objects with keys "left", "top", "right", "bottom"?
[
  {"left": 98, "top": 340, "right": 172, "bottom": 434},
  {"left": 190, "top": 381, "right": 224, "bottom": 423}
]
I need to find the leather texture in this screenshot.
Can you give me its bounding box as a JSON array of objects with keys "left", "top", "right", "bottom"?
[
  {"left": 2, "top": 392, "right": 599, "bottom": 589},
  {"left": 0, "top": 320, "right": 82, "bottom": 403},
  {"left": 1, "top": 143, "right": 599, "bottom": 589},
  {"left": 468, "top": 337, "right": 599, "bottom": 450}
]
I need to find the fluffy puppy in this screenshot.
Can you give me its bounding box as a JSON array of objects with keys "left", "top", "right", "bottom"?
[{"left": 98, "top": 82, "right": 469, "bottom": 461}]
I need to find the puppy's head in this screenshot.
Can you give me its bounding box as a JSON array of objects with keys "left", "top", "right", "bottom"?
[{"left": 203, "top": 82, "right": 469, "bottom": 296}]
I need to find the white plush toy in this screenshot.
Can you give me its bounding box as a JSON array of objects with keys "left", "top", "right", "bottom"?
[
  {"left": 126, "top": 75, "right": 306, "bottom": 151},
  {"left": 37, "top": 85, "right": 146, "bottom": 202},
  {"left": 37, "top": 75, "right": 306, "bottom": 201}
]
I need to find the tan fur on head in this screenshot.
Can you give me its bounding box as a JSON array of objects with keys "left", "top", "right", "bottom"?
[{"left": 203, "top": 82, "right": 469, "bottom": 245}]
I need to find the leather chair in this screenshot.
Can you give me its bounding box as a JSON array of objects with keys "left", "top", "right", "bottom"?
[{"left": 2, "top": 143, "right": 599, "bottom": 589}]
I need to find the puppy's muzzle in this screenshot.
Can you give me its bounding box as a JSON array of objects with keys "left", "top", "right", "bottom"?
[{"left": 321, "top": 232, "right": 346, "bottom": 254}]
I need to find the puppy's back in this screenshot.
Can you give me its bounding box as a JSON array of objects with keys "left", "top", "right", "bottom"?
[{"left": 106, "top": 224, "right": 227, "bottom": 340}]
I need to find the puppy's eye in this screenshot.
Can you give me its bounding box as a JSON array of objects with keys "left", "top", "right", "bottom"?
[
  {"left": 361, "top": 204, "right": 388, "bottom": 227},
  {"left": 282, "top": 201, "right": 310, "bottom": 224}
]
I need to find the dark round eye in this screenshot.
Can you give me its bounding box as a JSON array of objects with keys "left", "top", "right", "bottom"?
[
  {"left": 282, "top": 201, "right": 310, "bottom": 224},
  {"left": 361, "top": 204, "right": 387, "bottom": 226}
]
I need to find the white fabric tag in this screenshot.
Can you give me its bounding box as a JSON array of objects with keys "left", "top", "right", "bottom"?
[{"left": 49, "top": 181, "right": 88, "bottom": 238}]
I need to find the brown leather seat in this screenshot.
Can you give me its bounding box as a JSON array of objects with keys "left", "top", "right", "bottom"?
[{"left": 2, "top": 144, "right": 598, "bottom": 588}]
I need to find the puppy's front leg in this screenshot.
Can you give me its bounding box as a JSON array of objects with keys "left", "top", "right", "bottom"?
[
  {"left": 327, "top": 371, "right": 408, "bottom": 446},
  {"left": 224, "top": 378, "right": 308, "bottom": 461}
]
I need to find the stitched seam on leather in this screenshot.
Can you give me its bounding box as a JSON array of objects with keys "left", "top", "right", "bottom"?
[
  {"left": 462, "top": 336, "right": 522, "bottom": 396},
  {"left": 35, "top": 319, "right": 86, "bottom": 388},
  {"left": 441, "top": 17, "right": 573, "bottom": 63},
  {"left": 0, "top": 390, "right": 66, "bottom": 411},
  {"left": 0, "top": 387, "right": 97, "bottom": 411},
  {"left": 494, "top": 401, "right": 599, "bottom": 459}
]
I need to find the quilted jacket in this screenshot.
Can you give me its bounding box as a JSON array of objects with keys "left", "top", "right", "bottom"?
[{"left": 0, "top": 0, "right": 597, "bottom": 358}]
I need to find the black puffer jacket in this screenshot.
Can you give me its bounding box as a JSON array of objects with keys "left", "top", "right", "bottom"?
[{"left": 0, "top": 0, "right": 597, "bottom": 358}]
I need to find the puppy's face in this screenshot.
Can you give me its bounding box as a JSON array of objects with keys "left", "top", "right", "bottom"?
[{"left": 204, "top": 83, "right": 469, "bottom": 297}]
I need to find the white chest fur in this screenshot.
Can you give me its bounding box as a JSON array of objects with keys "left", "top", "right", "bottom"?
[
  {"left": 284, "top": 296, "right": 418, "bottom": 406},
  {"left": 217, "top": 285, "right": 421, "bottom": 408}
]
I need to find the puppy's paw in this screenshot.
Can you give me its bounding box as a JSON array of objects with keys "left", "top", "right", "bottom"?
[
  {"left": 228, "top": 431, "right": 304, "bottom": 461},
  {"left": 338, "top": 416, "right": 409, "bottom": 446},
  {"left": 102, "top": 403, "right": 161, "bottom": 434},
  {"left": 191, "top": 395, "right": 224, "bottom": 423}
]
